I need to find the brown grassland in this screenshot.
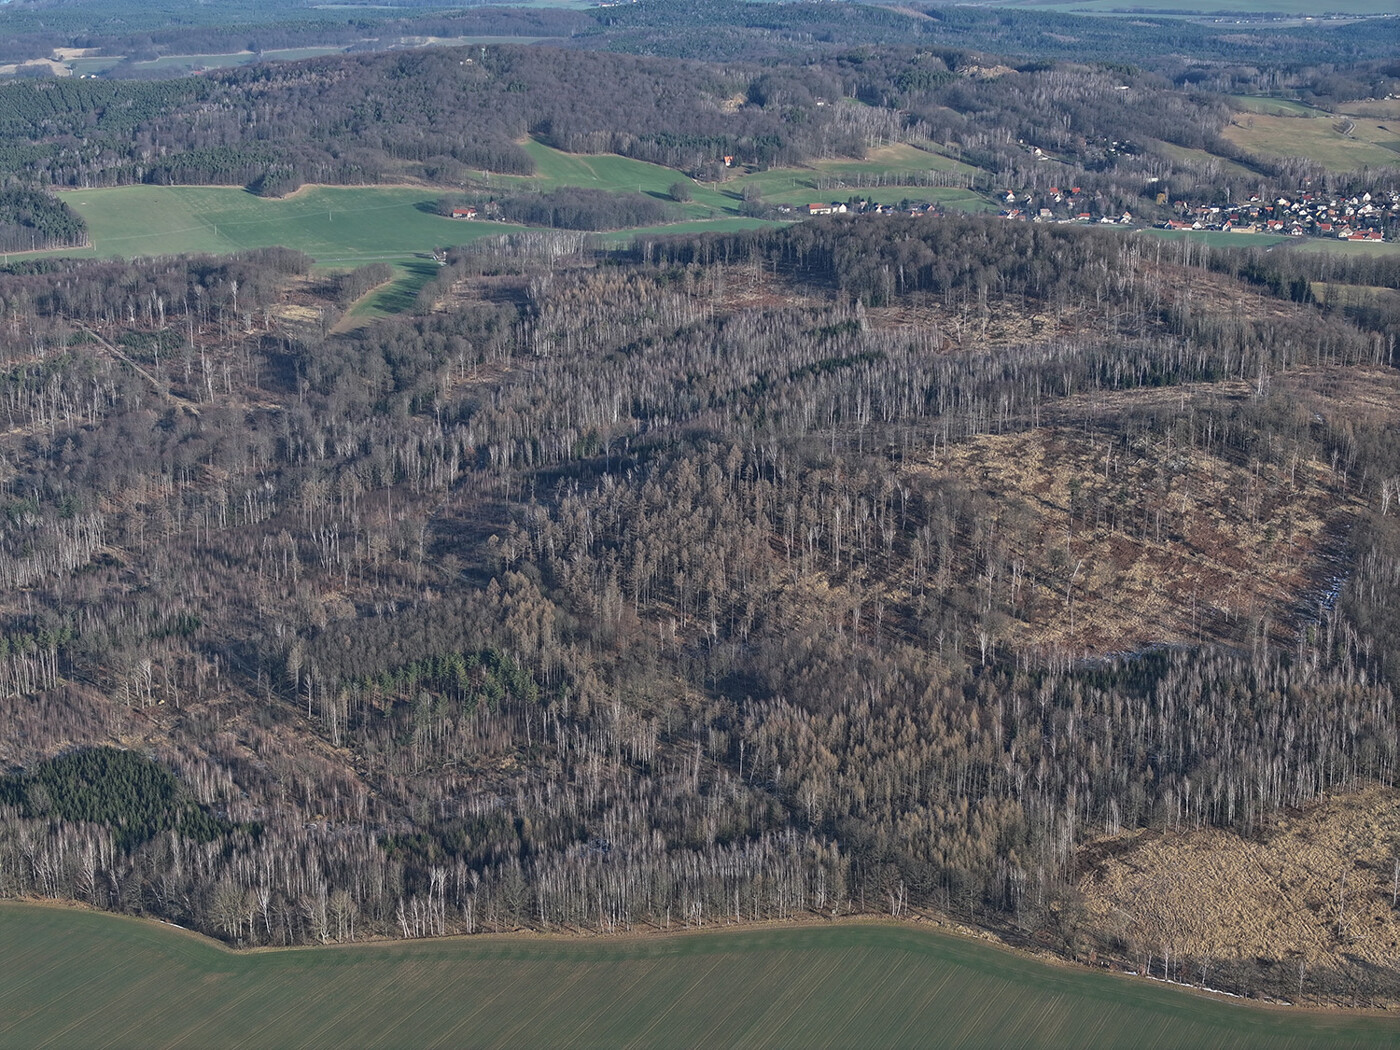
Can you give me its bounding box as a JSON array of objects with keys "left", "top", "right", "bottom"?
[
  {"left": 1079, "top": 785, "right": 1400, "bottom": 992},
  {"left": 1222, "top": 111, "right": 1400, "bottom": 173}
]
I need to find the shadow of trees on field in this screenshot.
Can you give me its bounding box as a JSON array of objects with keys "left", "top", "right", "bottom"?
[{"left": 363, "top": 258, "right": 440, "bottom": 316}]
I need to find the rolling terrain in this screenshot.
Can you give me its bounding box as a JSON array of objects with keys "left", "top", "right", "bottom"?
[{"left": 0, "top": 4, "right": 1398, "bottom": 1038}]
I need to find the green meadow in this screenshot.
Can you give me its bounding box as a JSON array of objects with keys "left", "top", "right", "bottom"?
[
  {"left": 1223, "top": 111, "right": 1400, "bottom": 173},
  {"left": 1229, "top": 95, "right": 1318, "bottom": 117},
  {"left": 2, "top": 904, "right": 1397, "bottom": 1049},
  {"left": 496, "top": 139, "right": 986, "bottom": 216},
  {"left": 29, "top": 140, "right": 994, "bottom": 317},
  {"left": 50, "top": 185, "right": 516, "bottom": 264},
  {"left": 1141, "top": 227, "right": 1400, "bottom": 257},
  {"left": 40, "top": 186, "right": 528, "bottom": 316}
]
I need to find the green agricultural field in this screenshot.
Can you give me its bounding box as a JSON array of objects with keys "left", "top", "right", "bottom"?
[
  {"left": 730, "top": 143, "right": 982, "bottom": 203},
  {"left": 495, "top": 141, "right": 738, "bottom": 217},
  {"left": 46, "top": 185, "right": 520, "bottom": 264},
  {"left": 37, "top": 185, "right": 530, "bottom": 315},
  {"left": 491, "top": 140, "right": 986, "bottom": 218},
  {"left": 1139, "top": 227, "right": 1400, "bottom": 257},
  {"left": 2, "top": 904, "right": 1397, "bottom": 1050}
]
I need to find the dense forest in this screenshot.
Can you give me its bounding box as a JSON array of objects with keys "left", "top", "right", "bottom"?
[
  {"left": 0, "top": 46, "right": 869, "bottom": 193},
  {"left": 0, "top": 213, "right": 1397, "bottom": 1006},
  {"left": 0, "top": 188, "right": 86, "bottom": 253}
]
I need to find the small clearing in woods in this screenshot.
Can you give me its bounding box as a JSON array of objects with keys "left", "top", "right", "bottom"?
[
  {"left": 1078, "top": 785, "right": 1400, "bottom": 1001},
  {"left": 894, "top": 366, "right": 1400, "bottom": 655},
  {"left": 905, "top": 419, "right": 1350, "bottom": 654}
]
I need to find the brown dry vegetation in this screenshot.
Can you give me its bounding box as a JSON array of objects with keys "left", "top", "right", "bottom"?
[
  {"left": 810, "top": 365, "right": 1398, "bottom": 658},
  {"left": 1078, "top": 785, "right": 1400, "bottom": 1003},
  {"left": 441, "top": 254, "right": 1395, "bottom": 660},
  {"left": 904, "top": 414, "right": 1352, "bottom": 654}
]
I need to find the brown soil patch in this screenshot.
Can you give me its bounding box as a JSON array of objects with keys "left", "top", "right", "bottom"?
[
  {"left": 272, "top": 303, "right": 325, "bottom": 325},
  {"left": 902, "top": 404, "right": 1354, "bottom": 654},
  {"left": 1079, "top": 786, "right": 1400, "bottom": 984},
  {"left": 864, "top": 294, "right": 1073, "bottom": 349},
  {"left": 0, "top": 59, "right": 71, "bottom": 77}
]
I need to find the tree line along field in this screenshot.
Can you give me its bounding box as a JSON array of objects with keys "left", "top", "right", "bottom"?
[
  {"left": 32, "top": 140, "right": 990, "bottom": 303},
  {"left": 34, "top": 131, "right": 1394, "bottom": 285},
  {"left": 3, "top": 904, "right": 1398, "bottom": 1050}
]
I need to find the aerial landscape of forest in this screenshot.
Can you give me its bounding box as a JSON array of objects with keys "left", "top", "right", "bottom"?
[{"left": 0, "top": 0, "right": 1398, "bottom": 1045}]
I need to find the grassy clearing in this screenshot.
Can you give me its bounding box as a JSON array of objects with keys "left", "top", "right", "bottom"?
[
  {"left": 1223, "top": 112, "right": 1400, "bottom": 172},
  {"left": 805, "top": 142, "right": 981, "bottom": 180},
  {"left": 516, "top": 140, "right": 732, "bottom": 209},
  {"left": 1140, "top": 227, "right": 1293, "bottom": 249},
  {"left": 1081, "top": 785, "right": 1400, "bottom": 981},
  {"left": 849, "top": 186, "right": 996, "bottom": 212},
  {"left": 1286, "top": 237, "right": 1400, "bottom": 258},
  {"left": 1311, "top": 282, "right": 1400, "bottom": 310},
  {"left": 1135, "top": 228, "right": 1399, "bottom": 258},
  {"left": 344, "top": 259, "right": 445, "bottom": 323},
  {"left": 1338, "top": 100, "right": 1400, "bottom": 121},
  {"left": 1229, "top": 95, "right": 1317, "bottom": 117},
  {"left": 728, "top": 143, "right": 981, "bottom": 200},
  {"left": 1, "top": 904, "right": 1397, "bottom": 1049}
]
